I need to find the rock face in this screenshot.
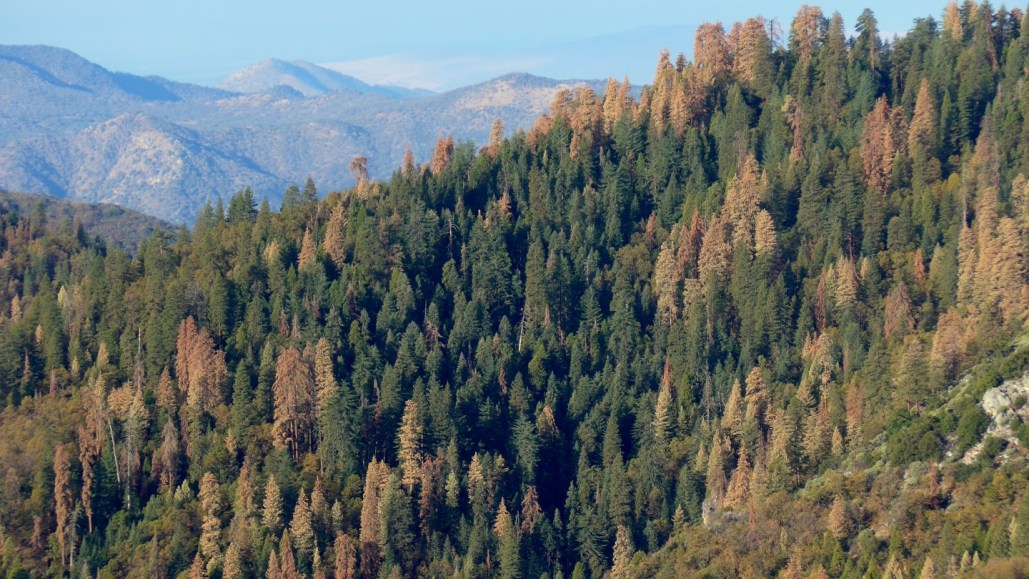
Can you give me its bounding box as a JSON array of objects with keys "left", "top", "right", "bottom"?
[
  {"left": 0, "top": 45, "right": 607, "bottom": 224},
  {"left": 980, "top": 372, "right": 1029, "bottom": 443}
]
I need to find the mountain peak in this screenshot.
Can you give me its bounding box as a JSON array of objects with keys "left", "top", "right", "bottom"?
[
  {"left": 217, "top": 59, "right": 430, "bottom": 99},
  {"left": 0, "top": 45, "right": 605, "bottom": 223}
]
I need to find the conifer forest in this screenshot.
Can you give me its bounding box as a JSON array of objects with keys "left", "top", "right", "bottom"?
[{"left": 4, "top": 2, "right": 1029, "bottom": 577}]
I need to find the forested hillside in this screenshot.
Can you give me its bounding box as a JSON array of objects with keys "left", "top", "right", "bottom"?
[{"left": 2, "top": 2, "right": 1029, "bottom": 577}]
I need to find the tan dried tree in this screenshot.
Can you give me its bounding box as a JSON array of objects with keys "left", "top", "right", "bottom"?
[{"left": 271, "top": 347, "right": 316, "bottom": 458}]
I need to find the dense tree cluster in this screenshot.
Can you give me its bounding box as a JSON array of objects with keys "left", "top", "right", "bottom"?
[{"left": 0, "top": 2, "right": 1029, "bottom": 577}]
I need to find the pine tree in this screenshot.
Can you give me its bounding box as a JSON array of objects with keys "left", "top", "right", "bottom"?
[
  {"left": 1010, "top": 495, "right": 1029, "bottom": 557},
  {"left": 861, "top": 96, "right": 905, "bottom": 195},
  {"left": 176, "top": 316, "right": 229, "bottom": 414},
  {"left": 909, "top": 79, "right": 938, "bottom": 171},
  {"left": 781, "top": 552, "right": 804, "bottom": 579},
  {"left": 943, "top": 2, "right": 962, "bottom": 38},
  {"left": 520, "top": 486, "right": 542, "bottom": 535},
  {"left": 988, "top": 515, "right": 1010, "bottom": 559},
  {"left": 189, "top": 552, "right": 207, "bottom": 579},
  {"left": 920, "top": 556, "right": 938, "bottom": 579},
  {"left": 723, "top": 446, "right": 751, "bottom": 509},
  {"left": 753, "top": 210, "right": 776, "bottom": 257},
  {"left": 397, "top": 400, "right": 423, "bottom": 492},
  {"left": 802, "top": 400, "right": 831, "bottom": 465},
  {"left": 279, "top": 529, "right": 301, "bottom": 579},
  {"left": 694, "top": 22, "right": 730, "bottom": 86},
  {"left": 990, "top": 217, "right": 1027, "bottom": 324},
  {"left": 730, "top": 17, "right": 772, "bottom": 88},
  {"left": 176, "top": 317, "right": 228, "bottom": 455},
  {"left": 349, "top": 157, "right": 369, "bottom": 192},
  {"left": 883, "top": 554, "right": 906, "bottom": 579},
  {"left": 290, "top": 488, "right": 314, "bottom": 564},
  {"left": 298, "top": 229, "right": 317, "bottom": 272},
  {"left": 334, "top": 533, "right": 357, "bottom": 579},
  {"left": 156, "top": 367, "right": 176, "bottom": 413},
  {"left": 602, "top": 78, "right": 627, "bottom": 132},
  {"left": 323, "top": 203, "right": 348, "bottom": 269},
  {"left": 359, "top": 458, "right": 390, "bottom": 577},
  {"left": 310, "top": 477, "right": 327, "bottom": 536},
  {"left": 654, "top": 239, "right": 682, "bottom": 324},
  {"left": 883, "top": 283, "right": 914, "bottom": 340},
  {"left": 611, "top": 524, "right": 634, "bottom": 578},
  {"left": 233, "top": 458, "right": 256, "bottom": 524},
  {"left": 698, "top": 216, "right": 731, "bottom": 282},
  {"left": 827, "top": 495, "right": 851, "bottom": 540},
  {"left": 494, "top": 498, "right": 521, "bottom": 579},
  {"left": 654, "top": 359, "right": 674, "bottom": 442},
  {"left": 790, "top": 4, "right": 825, "bottom": 62},
  {"left": 744, "top": 367, "right": 768, "bottom": 428},
  {"left": 54, "top": 443, "right": 72, "bottom": 567},
  {"left": 401, "top": 145, "right": 416, "bottom": 178},
  {"left": 722, "top": 154, "right": 766, "bottom": 248},
  {"left": 154, "top": 419, "right": 180, "bottom": 491},
  {"left": 723, "top": 379, "right": 745, "bottom": 438},
  {"left": 488, "top": 118, "right": 505, "bottom": 154},
  {"left": 931, "top": 309, "right": 968, "bottom": 378},
  {"left": 833, "top": 258, "right": 859, "bottom": 309},
  {"left": 430, "top": 134, "right": 454, "bottom": 174},
  {"left": 263, "top": 475, "right": 283, "bottom": 535},
  {"left": 705, "top": 434, "right": 727, "bottom": 509},
  {"left": 272, "top": 347, "right": 316, "bottom": 458},
  {"left": 78, "top": 414, "right": 101, "bottom": 534},
  {"left": 378, "top": 472, "right": 415, "bottom": 576},
  {"left": 223, "top": 542, "right": 242, "bottom": 579},
  {"left": 199, "top": 472, "right": 223, "bottom": 565},
  {"left": 831, "top": 426, "right": 844, "bottom": 457},
  {"left": 313, "top": 338, "right": 336, "bottom": 418}
]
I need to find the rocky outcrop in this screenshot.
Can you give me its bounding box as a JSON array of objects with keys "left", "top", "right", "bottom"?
[{"left": 980, "top": 372, "right": 1029, "bottom": 441}]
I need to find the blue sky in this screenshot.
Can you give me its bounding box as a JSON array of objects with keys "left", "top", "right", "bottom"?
[{"left": 2, "top": 0, "right": 952, "bottom": 90}]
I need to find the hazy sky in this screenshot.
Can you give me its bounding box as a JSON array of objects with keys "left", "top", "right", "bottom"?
[{"left": 2, "top": 0, "right": 951, "bottom": 90}]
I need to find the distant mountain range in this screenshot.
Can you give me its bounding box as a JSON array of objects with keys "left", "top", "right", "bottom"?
[
  {"left": 217, "top": 58, "right": 433, "bottom": 99},
  {"left": 0, "top": 45, "right": 606, "bottom": 223}
]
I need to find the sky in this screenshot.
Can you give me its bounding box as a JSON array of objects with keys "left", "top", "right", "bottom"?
[{"left": 1, "top": 0, "right": 951, "bottom": 91}]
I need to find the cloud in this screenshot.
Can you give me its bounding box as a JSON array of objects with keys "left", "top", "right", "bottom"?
[
  {"left": 322, "top": 53, "right": 551, "bottom": 91},
  {"left": 320, "top": 24, "right": 702, "bottom": 92}
]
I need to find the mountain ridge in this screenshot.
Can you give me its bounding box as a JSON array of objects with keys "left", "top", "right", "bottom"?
[
  {"left": 217, "top": 58, "right": 432, "bottom": 99},
  {"left": 0, "top": 188, "right": 170, "bottom": 251},
  {"left": 0, "top": 44, "right": 607, "bottom": 224}
]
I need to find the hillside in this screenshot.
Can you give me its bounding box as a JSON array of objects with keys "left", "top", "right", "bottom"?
[
  {"left": 0, "top": 189, "right": 170, "bottom": 251},
  {"left": 0, "top": 3, "right": 1028, "bottom": 579},
  {"left": 0, "top": 45, "right": 603, "bottom": 224}
]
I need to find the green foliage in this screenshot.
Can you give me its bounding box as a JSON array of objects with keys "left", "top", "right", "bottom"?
[
  {"left": 3, "top": 6, "right": 1029, "bottom": 577},
  {"left": 956, "top": 403, "right": 990, "bottom": 454}
]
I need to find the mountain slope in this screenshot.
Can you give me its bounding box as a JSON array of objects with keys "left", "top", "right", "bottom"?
[
  {"left": 217, "top": 58, "right": 428, "bottom": 98},
  {"left": 0, "top": 46, "right": 606, "bottom": 223},
  {"left": 1, "top": 5, "right": 1029, "bottom": 579},
  {"left": 0, "top": 189, "right": 169, "bottom": 251}
]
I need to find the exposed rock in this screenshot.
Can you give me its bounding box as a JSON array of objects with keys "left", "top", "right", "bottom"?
[
  {"left": 961, "top": 371, "right": 1029, "bottom": 463},
  {"left": 980, "top": 372, "right": 1029, "bottom": 440}
]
